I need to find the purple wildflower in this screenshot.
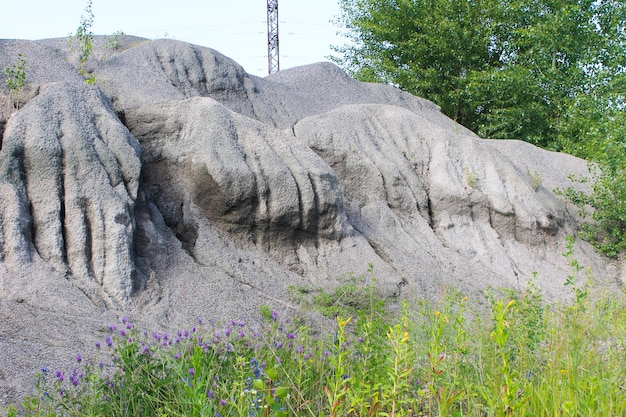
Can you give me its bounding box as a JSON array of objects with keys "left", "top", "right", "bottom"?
[{"left": 75, "top": 354, "right": 82, "bottom": 363}]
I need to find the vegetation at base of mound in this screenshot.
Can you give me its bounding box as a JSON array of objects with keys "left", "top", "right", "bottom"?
[{"left": 6, "top": 259, "right": 626, "bottom": 417}]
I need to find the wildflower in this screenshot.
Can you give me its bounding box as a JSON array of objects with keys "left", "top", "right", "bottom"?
[
  {"left": 207, "top": 390, "right": 214, "bottom": 399},
  {"left": 55, "top": 370, "right": 64, "bottom": 381},
  {"left": 41, "top": 367, "right": 48, "bottom": 373},
  {"left": 220, "top": 399, "right": 227, "bottom": 406},
  {"left": 271, "top": 310, "right": 278, "bottom": 321},
  {"left": 189, "top": 368, "right": 195, "bottom": 377},
  {"left": 119, "top": 329, "right": 126, "bottom": 337},
  {"left": 126, "top": 322, "right": 132, "bottom": 330},
  {"left": 121, "top": 316, "right": 128, "bottom": 324},
  {"left": 108, "top": 324, "right": 117, "bottom": 331},
  {"left": 104, "top": 395, "right": 110, "bottom": 402},
  {"left": 239, "top": 330, "right": 245, "bottom": 338},
  {"left": 95, "top": 341, "right": 101, "bottom": 349},
  {"left": 338, "top": 317, "right": 352, "bottom": 327},
  {"left": 287, "top": 332, "right": 295, "bottom": 340},
  {"left": 105, "top": 336, "right": 113, "bottom": 347},
  {"left": 224, "top": 327, "right": 231, "bottom": 337},
  {"left": 198, "top": 317, "right": 204, "bottom": 325},
  {"left": 75, "top": 354, "right": 82, "bottom": 363}
]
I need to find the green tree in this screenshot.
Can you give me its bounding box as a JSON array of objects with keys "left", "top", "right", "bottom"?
[
  {"left": 333, "top": 0, "right": 501, "bottom": 128},
  {"left": 332, "top": 0, "right": 626, "bottom": 150},
  {"left": 333, "top": 0, "right": 626, "bottom": 257}
]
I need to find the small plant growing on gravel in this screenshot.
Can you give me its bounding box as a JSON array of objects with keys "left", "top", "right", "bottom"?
[
  {"left": 3, "top": 53, "right": 26, "bottom": 110},
  {"left": 464, "top": 166, "right": 477, "bottom": 188},
  {"left": 105, "top": 30, "right": 124, "bottom": 52},
  {"left": 69, "top": 0, "right": 95, "bottom": 84},
  {"left": 528, "top": 170, "right": 541, "bottom": 191}
]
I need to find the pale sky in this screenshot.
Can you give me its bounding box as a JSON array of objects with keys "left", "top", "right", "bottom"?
[{"left": 1, "top": 0, "right": 348, "bottom": 76}]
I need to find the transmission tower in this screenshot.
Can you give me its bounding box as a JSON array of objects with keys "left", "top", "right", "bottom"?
[{"left": 267, "top": 0, "right": 279, "bottom": 74}]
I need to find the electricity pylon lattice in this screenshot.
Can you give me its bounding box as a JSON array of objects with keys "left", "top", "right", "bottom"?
[{"left": 267, "top": 0, "right": 279, "bottom": 74}]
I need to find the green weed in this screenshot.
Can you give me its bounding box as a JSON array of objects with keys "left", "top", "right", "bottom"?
[
  {"left": 7, "top": 261, "right": 626, "bottom": 416},
  {"left": 3, "top": 53, "right": 26, "bottom": 110}
]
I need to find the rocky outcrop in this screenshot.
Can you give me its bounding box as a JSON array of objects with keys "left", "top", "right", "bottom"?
[
  {"left": 0, "top": 81, "right": 141, "bottom": 306},
  {"left": 0, "top": 35, "right": 623, "bottom": 407}
]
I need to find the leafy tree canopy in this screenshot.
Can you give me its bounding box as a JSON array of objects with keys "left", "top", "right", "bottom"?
[{"left": 332, "top": 0, "right": 626, "bottom": 256}]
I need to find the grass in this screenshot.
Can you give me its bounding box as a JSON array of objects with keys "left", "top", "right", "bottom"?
[{"left": 5, "top": 268, "right": 626, "bottom": 416}]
